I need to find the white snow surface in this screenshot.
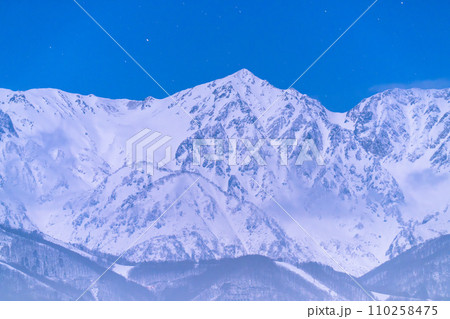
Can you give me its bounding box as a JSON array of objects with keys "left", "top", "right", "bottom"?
[
  {"left": 0, "top": 69, "right": 448, "bottom": 276},
  {"left": 275, "top": 261, "right": 339, "bottom": 298}
]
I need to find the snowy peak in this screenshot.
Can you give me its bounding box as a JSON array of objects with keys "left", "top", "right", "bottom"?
[
  {"left": 346, "top": 88, "right": 449, "bottom": 166},
  {"left": 0, "top": 72, "right": 449, "bottom": 276},
  {"left": 229, "top": 68, "right": 259, "bottom": 82},
  {"left": 170, "top": 69, "right": 330, "bottom": 142}
]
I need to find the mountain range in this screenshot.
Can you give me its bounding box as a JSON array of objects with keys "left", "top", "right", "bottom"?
[{"left": 0, "top": 69, "right": 448, "bottom": 300}]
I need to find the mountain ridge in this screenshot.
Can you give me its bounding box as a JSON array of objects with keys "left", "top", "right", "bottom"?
[
  {"left": 2, "top": 68, "right": 448, "bottom": 115},
  {"left": 0, "top": 70, "right": 448, "bottom": 277}
]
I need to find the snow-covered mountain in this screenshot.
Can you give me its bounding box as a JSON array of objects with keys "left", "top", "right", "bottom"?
[
  {"left": 361, "top": 234, "right": 450, "bottom": 300},
  {"left": 0, "top": 69, "right": 448, "bottom": 281}
]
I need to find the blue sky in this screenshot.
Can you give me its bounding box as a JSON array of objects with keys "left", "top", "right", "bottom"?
[{"left": 0, "top": 0, "right": 449, "bottom": 112}]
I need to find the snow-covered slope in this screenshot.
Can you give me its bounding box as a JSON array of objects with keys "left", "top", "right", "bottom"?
[
  {"left": 360, "top": 235, "right": 450, "bottom": 300},
  {"left": 0, "top": 69, "right": 448, "bottom": 276}
]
